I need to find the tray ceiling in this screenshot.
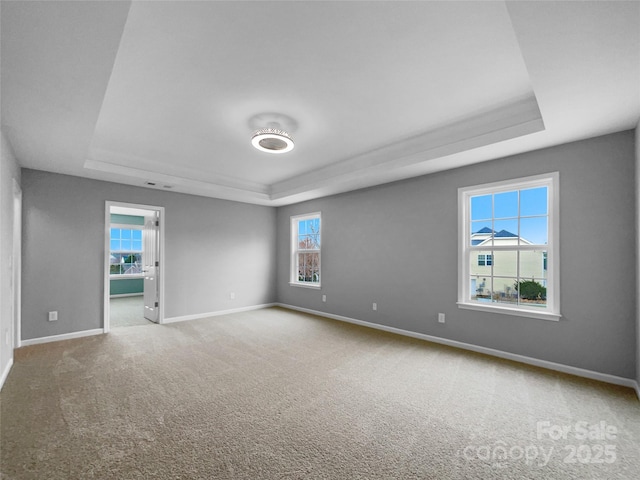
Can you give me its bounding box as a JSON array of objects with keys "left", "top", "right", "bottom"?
[{"left": 2, "top": 1, "right": 638, "bottom": 205}]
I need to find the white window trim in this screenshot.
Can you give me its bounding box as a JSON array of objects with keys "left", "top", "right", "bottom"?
[
  {"left": 290, "top": 212, "right": 322, "bottom": 289},
  {"left": 457, "top": 172, "right": 560, "bottom": 321}
]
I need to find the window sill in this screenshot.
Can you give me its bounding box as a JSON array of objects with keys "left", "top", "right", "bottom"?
[
  {"left": 110, "top": 275, "right": 144, "bottom": 280},
  {"left": 289, "top": 282, "right": 321, "bottom": 290},
  {"left": 457, "top": 302, "right": 561, "bottom": 321}
]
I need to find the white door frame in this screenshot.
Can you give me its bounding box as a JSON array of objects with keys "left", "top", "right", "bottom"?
[
  {"left": 12, "top": 179, "right": 22, "bottom": 348},
  {"left": 104, "top": 201, "right": 165, "bottom": 332}
]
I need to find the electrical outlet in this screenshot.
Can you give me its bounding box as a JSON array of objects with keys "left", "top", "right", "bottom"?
[
  {"left": 48, "top": 311, "right": 58, "bottom": 322},
  {"left": 230, "top": 292, "right": 235, "bottom": 300},
  {"left": 322, "top": 294, "right": 326, "bottom": 302},
  {"left": 372, "top": 303, "right": 377, "bottom": 311},
  {"left": 438, "top": 313, "right": 445, "bottom": 323}
]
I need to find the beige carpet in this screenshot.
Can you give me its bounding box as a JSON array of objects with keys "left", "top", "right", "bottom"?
[{"left": 1, "top": 307, "right": 639, "bottom": 479}]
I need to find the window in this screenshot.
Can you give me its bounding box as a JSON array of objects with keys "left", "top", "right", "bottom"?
[
  {"left": 290, "top": 213, "right": 321, "bottom": 287},
  {"left": 458, "top": 173, "right": 560, "bottom": 320},
  {"left": 478, "top": 254, "right": 492, "bottom": 266},
  {"left": 110, "top": 226, "right": 143, "bottom": 275}
]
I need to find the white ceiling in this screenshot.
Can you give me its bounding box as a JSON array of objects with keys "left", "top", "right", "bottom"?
[{"left": 2, "top": 1, "right": 639, "bottom": 206}]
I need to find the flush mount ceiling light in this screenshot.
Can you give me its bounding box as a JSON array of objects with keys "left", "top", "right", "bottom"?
[
  {"left": 248, "top": 113, "right": 298, "bottom": 155},
  {"left": 251, "top": 127, "right": 294, "bottom": 154}
]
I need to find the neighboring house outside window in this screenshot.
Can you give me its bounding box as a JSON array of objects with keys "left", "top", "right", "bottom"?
[
  {"left": 290, "top": 212, "right": 321, "bottom": 287},
  {"left": 458, "top": 173, "right": 560, "bottom": 321},
  {"left": 110, "top": 226, "right": 143, "bottom": 275}
]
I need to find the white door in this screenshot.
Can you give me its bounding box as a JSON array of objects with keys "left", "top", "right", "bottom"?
[{"left": 143, "top": 213, "right": 159, "bottom": 323}]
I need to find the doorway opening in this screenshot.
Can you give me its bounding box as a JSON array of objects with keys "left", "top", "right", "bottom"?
[{"left": 104, "top": 202, "right": 165, "bottom": 332}]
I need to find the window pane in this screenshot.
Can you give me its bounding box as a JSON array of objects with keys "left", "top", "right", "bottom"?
[
  {"left": 110, "top": 240, "right": 119, "bottom": 250},
  {"left": 308, "top": 218, "right": 320, "bottom": 234},
  {"left": 298, "top": 221, "right": 307, "bottom": 235},
  {"left": 520, "top": 187, "right": 547, "bottom": 216},
  {"left": 121, "top": 229, "right": 132, "bottom": 240},
  {"left": 470, "top": 221, "right": 492, "bottom": 246},
  {"left": 132, "top": 240, "right": 143, "bottom": 251},
  {"left": 298, "top": 235, "right": 310, "bottom": 249},
  {"left": 111, "top": 228, "right": 121, "bottom": 239},
  {"left": 132, "top": 230, "right": 142, "bottom": 241},
  {"left": 470, "top": 275, "right": 491, "bottom": 300},
  {"left": 493, "top": 250, "right": 517, "bottom": 277},
  {"left": 520, "top": 217, "right": 548, "bottom": 245},
  {"left": 121, "top": 239, "right": 132, "bottom": 250},
  {"left": 470, "top": 277, "right": 478, "bottom": 300},
  {"left": 516, "top": 278, "right": 547, "bottom": 307},
  {"left": 492, "top": 277, "right": 518, "bottom": 305},
  {"left": 470, "top": 250, "right": 492, "bottom": 276},
  {"left": 493, "top": 219, "right": 518, "bottom": 242},
  {"left": 297, "top": 253, "right": 306, "bottom": 281},
  {"left": 519, "top": 249, "right": 547, "bottom": 280},
  {"left": 494, "top": 190, "right": 518, "bottom": 219},
  {"left": 471, "top": 194, "right": 492, "bottom": 221},
  {"left": 298, "top": 253, "right": 318, "bottom": 283},
  {"left": 310, "top": 253, "right": 320, "bottom": 283}
]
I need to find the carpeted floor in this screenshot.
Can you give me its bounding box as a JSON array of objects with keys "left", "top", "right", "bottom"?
[
  {"left": 1, "top": 307, "right": 639, "bottom": 479},
  {"left": 110, "top": 296, "right": 154, "bottom": 328}
]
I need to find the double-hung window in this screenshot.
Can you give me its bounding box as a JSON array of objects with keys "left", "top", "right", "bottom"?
[
  {"left": 110, "top": 226, "right": 143, "bottom": 275},
  {"left": 458, "top": 173, "right": 560, "bottom": 320},
  {"left": 290, "top": 212, "right": 321, "bottom": 287}
]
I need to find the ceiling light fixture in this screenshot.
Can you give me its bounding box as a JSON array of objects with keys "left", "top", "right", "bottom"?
[{"left": 251, "top": 127, "right": 294, "bottom": 154}]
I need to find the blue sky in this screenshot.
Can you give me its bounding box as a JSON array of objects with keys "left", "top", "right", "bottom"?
[
  {"left": 110, "top": 228, "right": 143, "bottom": 251},
  {"left": 471, "top": 186, "right": 548, "bottom": 244}
]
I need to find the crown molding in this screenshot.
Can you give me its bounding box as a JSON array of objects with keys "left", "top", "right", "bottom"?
[
  {"left": 84, "top": 159, "right": 272, "bottom": 205},
  {"left": 270, "top": 95, "right": 544, "bottom": 202}
]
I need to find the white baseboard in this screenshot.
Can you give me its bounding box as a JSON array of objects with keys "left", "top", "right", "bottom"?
[
  {"left": 163, "top": 303, "right": 277, "bottom": 324},
  {"left": 278, "top": 303, "right": 639, "bottom": 395},
  {"left": 21, "top": 328, "right": 104, "bottom": 347},
  {"left": 109, "top": 293, "right": 143, "bottom": 298},
  {"left": 0, "top": 357, "right": 14, "bottom": 391}
]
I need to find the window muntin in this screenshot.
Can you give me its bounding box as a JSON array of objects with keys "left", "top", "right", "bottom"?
[
  {"left": 110, "top": 226, "right": 143, "bottom": 275},
  {"left": 291, "top": 213, "right": 321, "bottom": 287},
  {"left": 459, "top": 173, "right": 559, "bottom": 320}
]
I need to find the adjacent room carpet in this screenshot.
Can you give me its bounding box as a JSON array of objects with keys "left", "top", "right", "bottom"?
[
  {"left": 110, "top": 296, "right": 154, "bottom": 328},
  {"left": 1, "top": 307, "right": 638, "bottom": 479}
]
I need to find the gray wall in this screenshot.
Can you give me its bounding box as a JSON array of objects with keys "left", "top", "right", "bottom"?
[
  {"left": 0, "top": 131, "right": 21, "bottom": 383},
  {"left": 277, "top": 130, "right": 637, "bottom": 379},
  {"left": 21, "top": 169, "right": 277, "bottom": 340},
  {"left": 636, "top": 120, "right": 640, "bottom": 389}
]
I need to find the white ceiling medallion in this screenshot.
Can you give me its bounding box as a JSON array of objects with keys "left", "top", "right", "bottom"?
[
  {"left": 248, "top": 112, "right": 298, "bottom": 155},
  {"left": 251, "top": 128, "right": 294, "bottom": 154}
]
